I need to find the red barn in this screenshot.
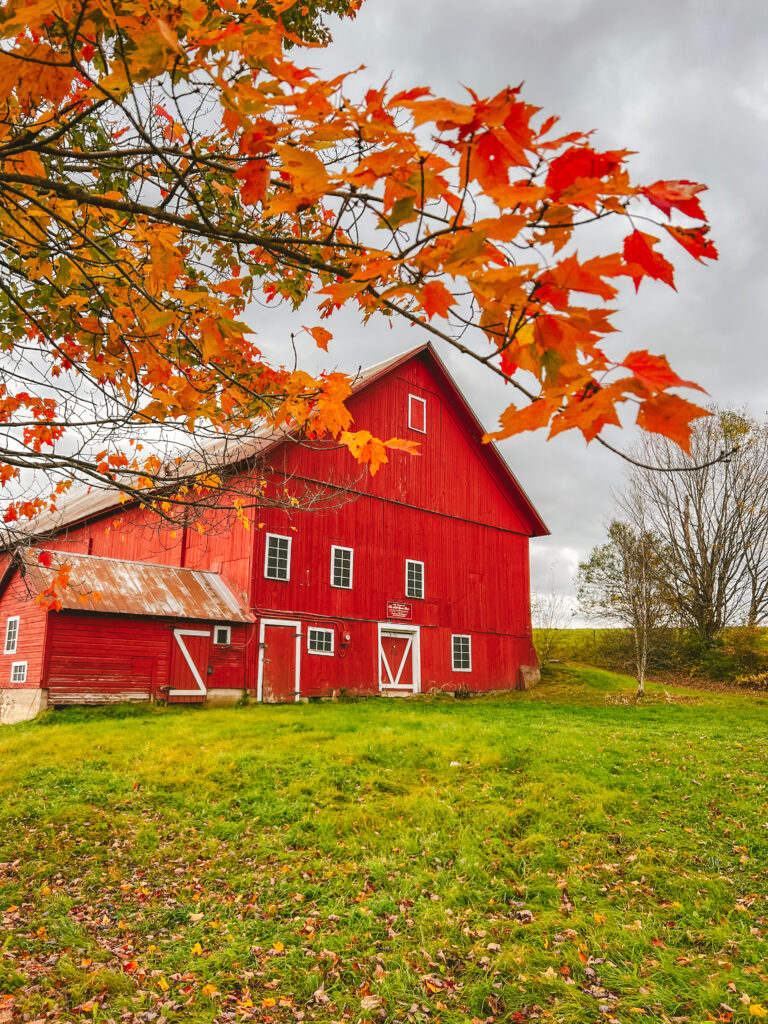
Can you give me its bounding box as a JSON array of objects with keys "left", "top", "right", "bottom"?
[{"left": 0, "top": 344, "right": 548, "bottom": 722}]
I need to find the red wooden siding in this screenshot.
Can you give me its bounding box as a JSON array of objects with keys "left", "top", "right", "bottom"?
[
  {"left": 0, "top": 573, "right": 48, "bottom": 689},
  {"left": 45, "top": 614, "right": 250, "bottom": 704},
  {"left": 46, "top": 613, "right": 170, "bottom": 704}
]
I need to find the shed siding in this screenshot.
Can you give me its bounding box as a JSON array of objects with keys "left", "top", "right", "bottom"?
[
  {"left": 45, "top": 613, "right": 171, "bottom": 704},
  {"left": 0, "top": 574, "right": 48, "bottom": 689}
]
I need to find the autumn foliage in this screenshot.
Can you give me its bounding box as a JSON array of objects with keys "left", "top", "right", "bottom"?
[{"left": 0, "top": 0, "right": 718, "bottom": 523}]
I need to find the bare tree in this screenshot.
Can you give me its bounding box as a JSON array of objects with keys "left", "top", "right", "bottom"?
[
  {"left": 618, "top": 411, "right": 768, "bottom": 640},
  {"left": 577, "top": 521, "right": 670, "bottom": 696},
  {"left": 531, "top": 574, "right": 573, "bottom": 667}
]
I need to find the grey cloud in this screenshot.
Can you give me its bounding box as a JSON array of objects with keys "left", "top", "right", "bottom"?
[{"left": 259, "top": 0, "right": 768, "bottom": 597}]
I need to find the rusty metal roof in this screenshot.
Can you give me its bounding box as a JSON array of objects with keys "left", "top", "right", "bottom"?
[{"left": 19, "top": 549, "right": 253, "bottom": 622}]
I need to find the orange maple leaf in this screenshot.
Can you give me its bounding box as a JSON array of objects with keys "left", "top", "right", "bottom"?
[
  {"left": 302, "top": 325, "right": 333, "bottom": 351},
  {"left": 621, "top": 350, "right": 705, "bottom": 394},
  {"left": 636, "top": 393, "right": 709, "bottom": 453},
  {"left": 420, "top": 281, "right": 455, "bottom": 320}
]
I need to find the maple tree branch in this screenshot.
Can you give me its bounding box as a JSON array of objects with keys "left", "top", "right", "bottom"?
[{"left": 595, "top": 435, "right": 737, "bottom": 473}]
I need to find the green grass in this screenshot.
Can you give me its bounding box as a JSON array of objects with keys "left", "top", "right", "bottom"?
[{"left": 2, "top": 666, "right": 768, "bottom": 1023}]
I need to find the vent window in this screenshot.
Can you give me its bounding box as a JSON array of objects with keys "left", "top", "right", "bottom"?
[{"left": 214, "top": 626, "right": 231, "bottom": 646}]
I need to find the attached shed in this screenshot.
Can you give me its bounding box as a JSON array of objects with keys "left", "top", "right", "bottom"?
[{"left": 0, "top": 550, "right": 252, "bottom": 717}]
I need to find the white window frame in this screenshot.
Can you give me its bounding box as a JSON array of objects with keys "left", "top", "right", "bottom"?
[
  {"left": 330, "top": 545, "right": 354, "bottom": 590},
  {"left": 452, "top": 634, "right": 472, "bottom": 672},
  {"left": 213, "top": 625, "right": 231, "bottom": 646},
  {"left": 10, "top": 661, "right": 27, "bottom": 683},
  {"left": 307, "top": 627, "right": 335, "bottom": 657},
  {"left": 405, "top": 559, "right": 425, "bottom": 600},
  {"left": 408, "top": 394, "right": 427, "bottom": 433},
  {"left": 4, "top": 616, "right": 19, "bottom": 655},
  {"left": 264, "top": 532, "right": 292, "bottom": 581}
]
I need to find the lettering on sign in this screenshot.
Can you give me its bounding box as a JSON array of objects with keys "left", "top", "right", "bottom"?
[{"left": 386, "top": 601, "right": 412, "bottom": 620}]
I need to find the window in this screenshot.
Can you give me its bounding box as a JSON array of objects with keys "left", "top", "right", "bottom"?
[
  {"left": 264, "top": 533, "right": 291, "bottom": 580},
  {"left": 307, "top": 627, "right": 334, "bottom": 656},
  {"left": 331, "top": 545, "right": 353, "bottom": 589},
  {"left": 4, "top": 617, "right": 19, "bottom": 654},
  {"left": 452, "top": 635, "right": 472, "bottom": 672},
  {"left": 10, "top": 661, "right": 27, "bottom": 683},
  {"left": 405, "top": 559, "right": 424, "bottom": 599},
  {"left": 214, "top": 626, "right": 231, "bottom": 646},
  {"left": 408, "top": 394, "right": 426, "bottom": 433}
]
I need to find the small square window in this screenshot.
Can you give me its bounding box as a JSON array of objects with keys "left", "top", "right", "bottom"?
[
  {"left": 10, "top": 661, "right": 27, "bottom": 683},
  {"left": 408, "top": 394, "right": 426, "bottom": 433},
  {"left": 307, "top": 627, "right": 334, "bottom": 656},
  {"left": 405, "top": 559, "right": 424, "bottom": 600},
  {"left": 452, "top": 635, "right": 471, "bottom": 672},
  {"left": 331, "top": 546, "right": 353, "bottom": 589},
  {"left": 214, "top": 626, "right": 231, "bottom": 646},
  {"left": 265, "top": 533, "right": 291, "bottom": 581},
  {"left": 4, "top": 617, "right": 19, "bottom": 655}
]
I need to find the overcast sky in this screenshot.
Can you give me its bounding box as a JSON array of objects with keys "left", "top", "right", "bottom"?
[{"left": 255, "top": 0, "right": 768, "bottom": 604}]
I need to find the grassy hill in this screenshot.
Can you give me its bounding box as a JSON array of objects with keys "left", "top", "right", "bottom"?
[{"left": 2, "top": 666, "right": 767, "bottom": 1023}]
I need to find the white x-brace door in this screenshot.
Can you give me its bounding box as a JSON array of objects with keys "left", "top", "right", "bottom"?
[
  {"left": 378, "top": 624, "right": 421, "bottom": 693},
  {"left": 169, "top": 628, "right": 210, "bottom": 697}
]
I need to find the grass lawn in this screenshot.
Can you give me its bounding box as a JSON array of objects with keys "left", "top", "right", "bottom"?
[{"left": 1, "top": 666, "right": 768, "bottom": 1024}]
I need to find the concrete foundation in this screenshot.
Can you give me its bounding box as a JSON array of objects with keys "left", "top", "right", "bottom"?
[
  {"left": 205, "top": 688, "right": 246, "bottom": 708},
  {"left": 1, "top": 688, "right": 49, "bottom": 724},
  {"left": 518, "top": 665, "right": 541, "bottom": 690}
]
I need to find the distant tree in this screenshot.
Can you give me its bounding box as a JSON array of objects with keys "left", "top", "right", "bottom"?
[
  {"left": 618, "top": 412, "right": 768, "bottom": 641},
  {"left": 577, "top": 521, "right": 670, "bottom": 696}
]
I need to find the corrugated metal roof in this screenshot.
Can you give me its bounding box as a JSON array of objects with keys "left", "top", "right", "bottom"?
[{"left": 18, "top": 549, "right": 253, "bottom": 622}]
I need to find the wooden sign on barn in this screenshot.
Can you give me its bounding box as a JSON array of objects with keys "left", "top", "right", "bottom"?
[{"left": 0, "top": 344, "right": 548, "bottom": 721}]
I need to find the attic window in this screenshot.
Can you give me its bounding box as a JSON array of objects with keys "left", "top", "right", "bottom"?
[
  {"left": 408, "top": 394, "right": 426, "bottom": 433},
  {"left": 214, "top": 626, "right": 231, "bottom": 646}
]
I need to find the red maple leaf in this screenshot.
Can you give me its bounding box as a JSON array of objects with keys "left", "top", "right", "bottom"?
[
  {"left": 640, "top": 179, "right": 707, "bottom": 220},
  {"left": 623, "top": 230, "right": 676, "bottom": 291}
]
